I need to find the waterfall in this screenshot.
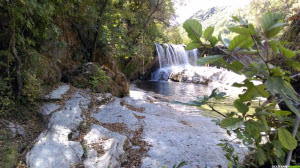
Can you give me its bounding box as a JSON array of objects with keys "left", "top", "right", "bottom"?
[
  {"left": 186, "top": 49, "right": 199, "bottom": 66},
  {"left": 152, "top": 43, "right": 199, "bottom": 80}
]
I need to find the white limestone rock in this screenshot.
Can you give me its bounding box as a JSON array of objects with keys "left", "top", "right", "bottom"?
[
  {"left": 127, "top": 87, "right": 247, "bottom": 168},
  {"left": 26, "top": 126, "right": 83, "bottom": 168},
  {"left": 83, "top": 124, "right": 131, "bottom": 168},
  {"left": 40, "top": 103, "right": 60, "bottom": 116},
  {"left": 44, "top": 84, "right": 70, "bottom": 100},
  {"left": 92, "top": 99, "right": 139, "bottom": 131},
  {"left": 26, "top": 91, "right": 89, "bottom": 168}
]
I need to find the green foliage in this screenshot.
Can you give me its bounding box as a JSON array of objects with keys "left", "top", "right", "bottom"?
[
  {"left": 217, "top": 140, "right": 240, "bottom": 166},
  {"left": 278, "top": 128, "right": 297, "bottom": 150},
  {"left": 2, "top": 145, "right": 18, "bottom": 168},
  {"left": 23, "top": 72, "right": 41, "bottom": 104},
  {"left": 233, "top": 99, "right": 249, "bottom": 115},
  {"left": 1, "top": 0, "right": 176, "bottom": 119},
  {"left": 278, "top": 43, "right": 296, "bottom": 58},
  {"left": 235, "top": 80, "right": 270, "bottom": 102},
  {"left": 88, "top": 68, "right": 110, "bottom": 92},
  {"left": 228, "top": 25, "right": 257, "bottom": 36},
  {"left": 203, "top": 27, "right": 214, "bottom": 40},
  {"left": 185, "top": 42, "right": 201, "bottom": 50},
  {"left": 0, "top": 128, "right": 18, "bottom": 168},
  {"left": 173, "top": 88, "right": 226, "bottom": 107},
  {"left": 228, "top": 35, "right": 254, "bottom": 51},
  {"left": 208, "top": 36, "right": 219, "bottom": 47},
  {"left": 0, "top": 79, "right": 15, "bottom": 117},
  {"left": 162, "top": 161, "right": 187, "bottom": 168},
  {"left": 183, "top": 19, "right": 219, "bottom": 50},
  {"left": 182, "top": 12, "right": 300, "bottom": 167},
  {"left": 183, "top": 19, "right": 202, "bottom": 43},
  {"left": 221, "top": 118, "right": 244, "bottom": 130},
  {"left": 197, "top": 55, "right": 224, "bottom": 65}
]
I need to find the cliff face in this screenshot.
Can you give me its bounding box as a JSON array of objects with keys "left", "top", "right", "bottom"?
[
  {"left": 191, "top": 6, "right": 245, "bottom": 34},
  {"left": 189, "top": 4, "right": 252, "bottom": 38}
]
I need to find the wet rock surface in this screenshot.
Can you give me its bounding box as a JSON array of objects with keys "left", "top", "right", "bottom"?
[{"left": 168, "top": 67, "right": 245, "bottom": 85}]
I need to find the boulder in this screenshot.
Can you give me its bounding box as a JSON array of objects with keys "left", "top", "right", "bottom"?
[
  {"left": 69, "top": 62, "right": 129, "bottom": 97},
  {"left": 100, "top": 66, "right": 129, "bottom": 97},
  {"left": 44, "top": 84, "right": 70, "bottom": 100},
  {"left": 169, "top": 72, "right": 183, "bottom": 82},
  {"left": 0, "top": 120, "right": 26, "bottom": 138}
]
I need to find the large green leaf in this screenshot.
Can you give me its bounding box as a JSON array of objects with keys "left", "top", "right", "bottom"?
[
  {"left": 278, "top": 128, "right": 297, "bottom": 150},
  {"left": 234, "top": 99, "right": 249, "bottom": 115},
  {"left": 214, "top": 59, "right": 244, "bottom": 74},
  {"left": 274, "top": 110, "right": 291, "bottom": 116},
  {"left": 245, "top": 121, "right": 261, "bottom": 139},
  {"left": 238, "top": 37, "right": 255, "bottom": 50},
  {"left": 267, "top": 23, "right": 288, "bottom": 31},
  {"left": 232, "top": 16, "right": 240, "bottom": 22},
  {"left": 221, "top": 118, "right": 244, "bottom": 130},
  {"left": 265, "top": 77, "right": 300, "bottom": 116},
  {"left": 259, "top": 116, "right": 269, "bottom": 131},
  {"left": 273, "top": 146, "right": 285, "bottom": 158},
  {"left": 273, "top": 148, "right": 282, "bottom": 157},
  {"left": 261, "top": 13, "right": 284, "bottom": 38},
  {"left": 228, "top": 26, "right": 257, "bottom": 35},
  {"left": 183, "top": 19, "right": 202, "bottom": 42},
  {"left": 208, "top": 36, "right": 218, "bottom": 47},
  {"left": 237, "top": 81, "right": 270, "bottom": 102},
  {"left": 261, "top": 13, "right": 284, "bottom": 31},
  {"left": 278, "top": 43, "right": 296, "bottom": 58},
  {"left": 197, "top": 55, "right": 224, "bottom": 65},
  {"left": 203, "top": 27, "right": 214, "bottom": 40},
  {"left": 265, "top": 23, "right": 284, "bottom": 38},
  {"left": 185, "top": 42, "right": 200, "bottom": 50},
  {"left": 257, "top": 147, "right": 266, "bottom": 166},
  {"left": 228, "top": 35, "right": 254, "bottom": 51}
]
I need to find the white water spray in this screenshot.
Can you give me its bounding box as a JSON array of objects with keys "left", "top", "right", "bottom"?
[{"left": 152, "top": 43, "right": 199, "bottom": 80}]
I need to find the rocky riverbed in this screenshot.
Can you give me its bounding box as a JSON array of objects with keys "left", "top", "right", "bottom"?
[{"left": 25, "top": 84, "right": 247, "bottom": 168}]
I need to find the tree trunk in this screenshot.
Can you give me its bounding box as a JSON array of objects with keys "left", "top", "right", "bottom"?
[
  {"left": 91, "top": 0, "right": 109, "bottom": 62},
  {"left": 6, "top": 0, "right": 23, "bottom": 96},
  {"left": 285, "top": 115, "right": 300, "bottom": 165},
  {"left": 10, "top": 29, "right": 23, "bottom": 96}
]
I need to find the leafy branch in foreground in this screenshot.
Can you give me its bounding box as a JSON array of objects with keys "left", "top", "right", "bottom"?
[
  {"left": 173, "top": 88, "right": 227, "bottom": 118},
  {"left": 182, "top": 12, "right": 300, "bottom": 167}
]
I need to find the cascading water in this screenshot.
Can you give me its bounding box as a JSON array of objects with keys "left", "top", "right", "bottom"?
[
  {"left": 152, "top": 43, "right": 199, "bottom": 81},
  {"left": 186, "top": 48, "right": 199, "bottom": 66}
]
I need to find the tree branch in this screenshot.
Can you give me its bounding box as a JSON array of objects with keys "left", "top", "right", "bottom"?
[{"left": 209, "top": 105, "right": 227, "bottom": 118}]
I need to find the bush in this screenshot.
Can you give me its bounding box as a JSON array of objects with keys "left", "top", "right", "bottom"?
[
  {"left": 182, "top": 12, "right": 300, "bottom": 167},
  {"left": 88, "top": 67, "right": 109, "bottom": 92}
]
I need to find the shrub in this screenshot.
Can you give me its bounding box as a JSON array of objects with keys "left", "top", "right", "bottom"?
[{"left": 181, "top": 12, "right": 300, "bottom": 167}]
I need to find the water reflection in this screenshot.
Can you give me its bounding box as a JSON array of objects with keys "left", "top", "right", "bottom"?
[{"left": 135, "top": 81, "right": 218, "bottom": 103}]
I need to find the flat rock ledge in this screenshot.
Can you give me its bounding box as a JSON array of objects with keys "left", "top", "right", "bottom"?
[
  {"left": 26, "top": 84, "right": 247, "bottom": 168},
  {"left": 26, "top": 85, "right": 133, "bottom": 168}
]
